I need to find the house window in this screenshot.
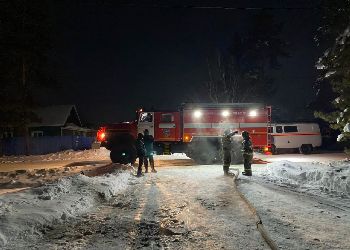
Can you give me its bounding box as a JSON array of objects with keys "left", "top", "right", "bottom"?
[
  {"left": 31, "top": 131, "right": 43, "bottom": 137},
  {"left": 284, "top": 126, "right": 298, "bottom": 133},
  {"left": 2, "top": 132, "right": 14, "bottom": 139},
  {"left": 276, "top": 126, "right": 283, "bottom": 133},
  {"left": 73, "top": 131, "right": 82, "bottom": 136},
  {"left": 161, "top": 114, "right": 174, "bottom": 123}
]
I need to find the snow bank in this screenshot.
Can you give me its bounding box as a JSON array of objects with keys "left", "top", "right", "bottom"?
[
  {"left": 0, "top": 170, "right": 131, "bottom": 247},
  {"left": 256, "top": 160, "right": 350, "bottom": 198},
  {"left": 0, "top": 148, "right": 110, "bottom": 163},
  {"left": 153, "top": 153, "right": 190, "bottom": 160}
]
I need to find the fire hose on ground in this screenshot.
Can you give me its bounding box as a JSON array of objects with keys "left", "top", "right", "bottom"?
[{"left": 229, "top": 167, "right": 279, "bottom": 250}]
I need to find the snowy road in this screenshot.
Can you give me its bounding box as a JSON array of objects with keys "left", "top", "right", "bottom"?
[
  {"left": 20, "top": 165, "right": 269, "bottom": 250},
  {"left": 1, "top": 150, "right": 349, "bottom": 249},
  {"left": 240, "top": 178, "right": 350, "bottom": 249}
]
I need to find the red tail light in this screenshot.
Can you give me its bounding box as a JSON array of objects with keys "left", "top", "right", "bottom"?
[
  {"left": 97, "top": 127, "right": 106, "bottom": 142},
  {"left": 263, "top": 146, "right": 272, "bottom": 155}
]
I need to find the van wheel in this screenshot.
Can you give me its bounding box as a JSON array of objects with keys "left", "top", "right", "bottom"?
[
  {"left": 271, "top": 144, "right": 278, "bottom": 155},
  {"left": 299, "top": 144, "right": 312, "bottom": 154}
]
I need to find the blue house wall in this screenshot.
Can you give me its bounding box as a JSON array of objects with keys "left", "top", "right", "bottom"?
[{"left": 0, "top": 136, "right": 95, "bottom": 156}]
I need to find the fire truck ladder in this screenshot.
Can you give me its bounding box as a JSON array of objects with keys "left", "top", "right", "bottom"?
[
  {"left": 163, "top": 143, "right": 171, "bottom": 155},
  {"left": 267, "top": 106, "right": 272, "bottom": 147}
]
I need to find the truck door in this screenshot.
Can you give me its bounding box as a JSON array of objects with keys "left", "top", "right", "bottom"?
[
  {"left": 138, "top": 112, "right": 154, "bottom": 136},
  {"left": 155, "top": 112, "right": 179, "bottom": 141}
]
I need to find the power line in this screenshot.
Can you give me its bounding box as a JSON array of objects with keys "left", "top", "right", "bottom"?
[{"left": 80, "top": 1, "right": 327, "bottom": 11}]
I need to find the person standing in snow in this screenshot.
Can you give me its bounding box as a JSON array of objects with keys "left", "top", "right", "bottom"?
[
  {"left": 221, "top": 129, "right": 238, "bottom": 176},
  {"left": 242, "top": 131, "right": 253, "bottom": 176},
  {"left": 135, "top": 133, "right": 146, "bottom": 177},
  {"left": 143, "top": 129, "right": 157, "bottom": 173}
]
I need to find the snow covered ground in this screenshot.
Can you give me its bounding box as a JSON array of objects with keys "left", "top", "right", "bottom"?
[
  {"left": 238, "top": 158, "right": 350, "bottom": 249},
  {"left": 153, "top": 153, "right": 190, "bottom": 160},
  {"left": 0, "top": 149, "right": 189, "bottom": 164},
  {"left": 247, "top": 159, "right": 350, "bottom": 199},
  {"left": 1, "top": 149, "right": 350, "bottom": 249},
  {"left": 0, "top": 170, "right": 131, "bottom": 248},
  {"left": 0, "top": 148, "right": 111, "bottom": 164}
]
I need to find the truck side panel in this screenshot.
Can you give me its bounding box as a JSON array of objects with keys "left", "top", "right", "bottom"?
[
  {"left": 153, "top": 112, "right": 181, "bottom": 142},
  {"left": 182, "top": 107, "right": 270, "bottom": 148}
]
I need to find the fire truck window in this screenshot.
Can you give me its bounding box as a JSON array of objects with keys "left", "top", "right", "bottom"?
[
  {"left": 276, "top": 126, "right": 283, "bottom": 133},
  {"left": 268, "top": 127, "right": 273, "bottom": 133},
  {"left": 161, "top": 114, "right": 173, "bottom": 123},
  {"left": 284, "top": 126, "right": 298, "bottom": 133},
  {"left": 140, "top": 113, "right": 153, "bottom": 122}
]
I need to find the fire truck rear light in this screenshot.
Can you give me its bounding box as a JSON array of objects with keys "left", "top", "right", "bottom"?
[
  {"left": 100, "top": 133, "right": 105, "bottom": 140},
  {"left": 97, "top": 127, "right": 107, "bottom": 142},
  {"left": 184, "top": 135, "right": 192, "bottom": 142},
  {"left": 263, "top": 146, "right": 269, "bottom": 152}
]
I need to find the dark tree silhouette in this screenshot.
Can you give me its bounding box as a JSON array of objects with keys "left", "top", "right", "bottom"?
[
  {"left": 0, "top": 0, "right": 54, "bottom": 154},
  {"left": 314, "top": 0, "right": 350, "bottom": 146},
  {"left": 206, "top": 12, "right": 288, "bottom": 103}
]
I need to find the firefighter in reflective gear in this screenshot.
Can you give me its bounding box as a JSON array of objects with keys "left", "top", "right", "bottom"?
[
  {"left": 221, "top": 129, "right": 238, "bottom": 175},
  {"left": 143, "top": 129, "right": 157, "bottom": 173},
  {"left": 135, "top": 133, "right": 146, "bottom": 177},
  {"left": 242, "top": 131, "right": 253, "bottom": 176}
]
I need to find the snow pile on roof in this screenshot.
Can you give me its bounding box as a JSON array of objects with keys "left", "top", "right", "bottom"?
[
  {"left": 29, "top": 105, "right": 80, "bottom": 127},
  {"left": 256, "top": 160, "right": 350, "bottom": 198},
  {"left": 0, "top": 170, "right": 131, "bottom": 247},
  {"left": 153, "top": 153, "right": 190, "bottom": 160},
  {"left": 0, "top": 148, "right": 110, "bottom": 163}
]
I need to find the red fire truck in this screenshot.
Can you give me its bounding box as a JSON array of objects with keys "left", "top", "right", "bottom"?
[{"left": 96, "top": 103, "right": 271, "bottom": 164}]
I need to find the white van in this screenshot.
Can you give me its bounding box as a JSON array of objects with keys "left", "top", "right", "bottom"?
[{"left": 269, "top": 123, "right": 322, "bottom": 154}]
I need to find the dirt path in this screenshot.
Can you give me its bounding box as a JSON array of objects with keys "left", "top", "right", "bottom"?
[{"left": 25, "top": 165, "right": 268, "bottom": 249}]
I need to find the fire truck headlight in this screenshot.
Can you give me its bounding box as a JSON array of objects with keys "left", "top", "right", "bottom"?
[
  {"left": 222, "top": 110, "right": 229, "bottom": 117},
  {"left": 249, "top": 110, "right": 257, "bottom": 117},
  {"left": 193, "top": 110, "right": 202, "bottom": 118}
]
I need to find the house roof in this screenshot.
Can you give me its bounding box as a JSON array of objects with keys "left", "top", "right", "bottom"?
[{"left": 29, "top": 105, "right": 82, "bottom": 127}]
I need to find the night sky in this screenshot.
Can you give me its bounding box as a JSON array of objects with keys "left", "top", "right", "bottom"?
[{"left": 39, "top": 1, "right": 321, "bottom": 126}]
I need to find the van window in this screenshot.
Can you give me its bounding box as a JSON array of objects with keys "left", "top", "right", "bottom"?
[
  {"left": 161, "top": 114, "right": 174, "bottom": 123},
  {"left": 276, "top": 126, "right": 283, "bottom": 133},
  {"left": 31, "top": 131, "right": 43, "bottom": 137},
  {"left": 284, "top": 126, "right": 298, "bottom": 133}
]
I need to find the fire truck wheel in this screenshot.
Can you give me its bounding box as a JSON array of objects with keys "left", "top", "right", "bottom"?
[
  {"left": 299, "top": 144, "right": 313, "bottom": 154},
  {"left": 110, "top": 147, "right": 137, "bottom": 164},
  {"left": 271, "top": 144, "right": 278, "bottom": 155}
]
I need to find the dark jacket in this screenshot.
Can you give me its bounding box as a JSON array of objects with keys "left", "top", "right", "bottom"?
[
  {"left": 222, "top": 135, "right": 232, "bottom": 151},
  {"left": 136, "top": 138, "right": 146, "bottom": 157},
  {"left": 242, "top": 138, "right": 253, "bottom": 155},
  {"left": 143, "top": 134, "right": 154, "bottom": 156}
]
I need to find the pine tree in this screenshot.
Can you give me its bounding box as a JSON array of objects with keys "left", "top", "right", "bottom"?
[{"left": 315, "top": 1, "right": 350, "bottom": 146}]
